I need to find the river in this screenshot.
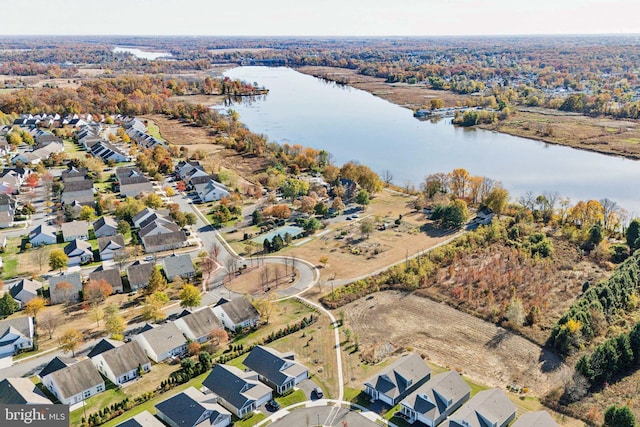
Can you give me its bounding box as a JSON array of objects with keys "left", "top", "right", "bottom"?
[
  {"left": 113, "top": 46, "right": 172, "bottom": 60},
  {"left": 222, "top": 66, "right": 640, "bottom": 215}
]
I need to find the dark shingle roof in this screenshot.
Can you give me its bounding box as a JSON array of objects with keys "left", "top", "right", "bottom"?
[
  {"left": 89, "top": 268, "right": 122, "bottom": 292},
  {"left": 0, "top": 378, "right": 52, "bottom": 404},
  {"left": 364, "top": 353, "right": 431, "bottom": 401},
  {"left": 39, "top": 356, "right": 75, "bottom": 378},
  {"left": 445, "top": 388, "right": 516, "bottom": 427},
  {"left": 155, "top": 387, "right": 230, "bottom": 427},
  {"left": 87, "top": 338, "right": 122, "bottom": 359},
  {"left": 98, "top": 234, "right": 125, "bottom": 253},
  {"left": 126, "top": 261, "right": 155, "bottom": 287},
  {"left": 243, "top": 345, "right": 308, "bottom": 388},
  {"left": 97, "top": 341, "right": 148, "bottom": 377},
  {"left": 142, "top": 230, "right": 186, "bottom": 249},
  {"left": 202, "top": 364, "right": 270, "bottom": 412},
  {"left": 400, "top": 371, "right": 470, "bottom": 420}
]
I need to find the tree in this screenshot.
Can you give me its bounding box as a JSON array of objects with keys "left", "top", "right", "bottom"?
[
  {"left": 319, "top": 256, "right": 329, "bottom": 268},
  {"left": 331, "top": 197, "right": 345, "bottom": 213},
  {"left": 49, "top": 249, "right": 68, "bottom": 271},
  {"left": 90, "top": 304, "right": 103, "bottom": 327},
  {"left": 146, "top": 267, "right": 167, "bottom": 295},
  {"left": 179, "top": 284, "right": 202, "bottom": 310},
  {"left": 482, "top": 187, "right": 509, "bottom": 216},
  {"left": 314, "top": 202, "right": 329, "bottom": 216},
  {"left": 626, "top": 219, "right": 640, "bottom": 251},
  {"left": 209, "top": 329, "right": 228, "bottom": 347},
  {"left": 188, "top": 341, "right": 201, "bottom": 356},
  {"left": 281, "top": 178, "right": 309, "bottom": 201},
  {"left": 449, "top": 168, "right": 470, "bottom": 200},
  {"left": 84, "top": 279, "right": 113, "bottom": 306},
  {"left": 104, "top": 304, "right": 126, "bottom": 336},
  {"left": 355, "top": 190, "right": 370, "bottom": 208},
  {"left": 303, "top": 217, "right": 321, "bottom": 234},
  {"left": 25, "top": 173, "right": 39, "bottom": 189},
  {"left": 78, "top": 205, "right": 96, "bottom": 222},
  {"left": 117, "top": 220, "right": 131, "bottom": 236},
  {"left": 141, "top": 292, "right": 169, "bottom": 323},
  {"left": 24, "top": 297, "right": 46, "bottom": 320},
  {"left": 359, "top": 219, "right": 375, "bottom": 239},
  {"left": 185, "top": 212, "right": 197, "bottom": 226},
  {"left": 54, "top": 281, "right": 76, "bottom": 314},
  {"left": 39, "top": 311, "right": 58, "bottom": 339},
  {"left": 145, "top": 193, "right": 163, "bottom": 209},
  {"left": 59, "top": 328, "right": 83, "bottom": 357},
  {"left": 433, "top": 199, "right": 469, "bottom": 228},
  {"left": 604, "top": 405, "right": 636, "bottom": 427},
  {"left": 0, "top": 292, "right": 19, "bottom": 317},
  {"left": 30, "top": 246, "right": 51, "bottom": 272},
  {"left": 253, "top": 293, "right": 277, "bottom": 324},
  {"left": 430, "top": 98, "right": 445, "bottom": 110},
  {"left": 199, "top": 351, "right": 213, "bottom": 370}
]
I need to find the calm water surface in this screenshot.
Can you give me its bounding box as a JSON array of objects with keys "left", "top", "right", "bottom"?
[
  {"left": 113, "top": 46, "right": 172, "bottom": 60},
  {"left": 223, "top": 67, "right": 640, "bottom": 214}
]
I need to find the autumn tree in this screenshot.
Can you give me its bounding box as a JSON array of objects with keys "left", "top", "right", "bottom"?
[
  {"left": 59, "top": 328, "right": 83, "bottom": 357},
  {"left": 253, "top": 293, "right": 277, "bottom": 324},
  {"left": 146, "top": 266, "right": 167, "bottom": 295},
  {"left": 141, "top": 292, "right": 169, "bottom": 323},
  {"left": 449, "top": 168, "right": 471, "bottom": 200},
  {"left": 104, "top": 304, "right": 126, "bottom": 336},
  {"left": 84, "top": 279, "right": 113, "bottom": 306},
  {"left": 179, "top": 284, "right": 202, "bottom": 310},
  {"left": 209, "top": 328, "right": 228, "bottom": 347},
  {"left": 117, "top": 220, "right": 131, "bottom": 236},
  {"left": 482, "top": 186, "right": 509, "bottom": 216},
  {"left": 145, "top": 193, "right": 163, "bottom": 209},
  {"left": 24, "top": 297, "right": 46, "bottom": 321},
  {"left": 281, "top": 178, "right": 309, "bottom": 201},
  {"left": 430, "top": 98, "right": 445, "bottom": 110},
  {"left": 25, "top": 173, "right": 39, "bottom": 189},
  {"left": 49, "top": 249, "right": 68, "bottom": 271},
  {"left": 331, "top": 197, "right": 345, "bottom": 213},
  {"left": 78, "top": 205, "right": 96, "bottom": 222},
  {"left": 30, "top": 246, "right": 51, "bottom": 272},
  {"left": 188, "top": 341, "right": 201, "bottom": 356},
  {"left": 359, "top": 219, "right": 375, "bottom": 239},
  {"left": 54, "top": 281, "right": 77, "bottom": 314},
  {"left": 319, "top": 256, "right": 329, "bottom": 268}
]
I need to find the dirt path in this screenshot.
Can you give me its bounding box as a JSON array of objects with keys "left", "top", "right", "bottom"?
[{"left": 344, "top": 291, "right": 570, "bottom": 396}]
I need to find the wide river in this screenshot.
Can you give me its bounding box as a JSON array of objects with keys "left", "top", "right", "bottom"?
[{"left": 223, "top": 66, "right": 640, "bottom": 215}]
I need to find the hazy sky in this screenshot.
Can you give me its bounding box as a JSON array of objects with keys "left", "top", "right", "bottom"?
[{"left": 2, "top": 0, "right": 639, "bottom": 36}]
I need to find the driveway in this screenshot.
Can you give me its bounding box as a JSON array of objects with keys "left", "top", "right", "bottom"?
[{"left": 298, "top": 378, "right": 322, "bottom": 400}]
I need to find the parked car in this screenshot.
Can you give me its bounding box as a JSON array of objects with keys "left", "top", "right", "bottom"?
[
  {"left": 313, "top": 387, "right": 324, "bottom": 398},
  {"left": 143, "top": 255, "right": 154, "bottom": 261},
  {"left": 266, "top": 399, "right": 280, "bottom": 411}
]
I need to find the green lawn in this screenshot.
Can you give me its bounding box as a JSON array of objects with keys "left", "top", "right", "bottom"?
[
  {"left": 2, "top": 257, "right": 18, "bottom": 279},
  {"left": 276, "top": 389, "right": 306, "bottom": 407},
  {"left": 144, "top": 119, "right": 166, "bottom": 142},
  {"left": 70, "top": 381, "right": 126, "bottom": 426},
  {"left": 101, "top": 371, "right": 209, "bottom": 427},
  {"left": 234, "top": 412, "right": 267, "bottom": 427}
]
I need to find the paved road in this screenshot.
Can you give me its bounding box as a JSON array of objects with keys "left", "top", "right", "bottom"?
[{"left": 269, "top": 405, "right": 379, "bottom": 427}]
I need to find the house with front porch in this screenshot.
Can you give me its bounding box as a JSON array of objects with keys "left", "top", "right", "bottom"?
[
  {"left": 363, "top": 353, "right": 431, "bottom": 406},
  {"left": 243, "top": 346, "right": 309, "bottom": 394}
]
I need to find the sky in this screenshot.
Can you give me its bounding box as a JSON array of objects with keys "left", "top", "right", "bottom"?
[{"left": 1, "top": 0, "right": 639, "bottom": 36}]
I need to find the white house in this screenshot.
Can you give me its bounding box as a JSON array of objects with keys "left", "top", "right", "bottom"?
[
  {"left": 0, "top": 316, "right": 34, "bottom": 357},
  {"left": 61, "top": 221, "right": 90, "bottom": 242},
  {"left": 173, "top": 307, "right": 224, "bottom": 344},
  {"left": 41, "top": 359, "right": 105, "bottom": 406},
  {"left": 28, "top": 224, "right": 58, "bottom": 246},
  {"left": 98, "top": 234, "right": 125, "bottom": 261},
  {"left": 194, "top": 179, "right": 230, "bottom": 203},
  {"left": 91, "top": 341, "right": 151, "bottom": 386},
  {"left": 132, "top": 323, "right": 188, "bottom": 363},
  {"left": 213, "top": 297, "right": 260, "bottom": 331}
]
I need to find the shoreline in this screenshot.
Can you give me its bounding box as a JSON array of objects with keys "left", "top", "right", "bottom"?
[{"left": 294, "top": 65, "right": 640, "bottom": 163}]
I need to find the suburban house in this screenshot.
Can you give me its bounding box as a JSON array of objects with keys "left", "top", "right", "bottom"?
[
  {"left": 60, "top": 179, "right": 95, "bottom": 207},
  {"left": 28, "top": 223, "right": 58, "bottom": 246},
  {"left": 40, "top": 358, "right": 105, "bottom": 406},
  {"left": 0, "top": 169, "right": 23, "bottom": 194},
  {"left": 61, "top": 221, "right": 90, "bottom": 242},
  {"left": 0, "top": 316, "right": 34, "bottom": 357},
  {"left": 176, "top": 161, "right": 205, "bottom": 181},
  {"left": 87, "top": 338, "right": 123, "bottom": 358},
  {"left": 202, "top": 364, "right": 272, "bottom": 418},
  {"left": 243, "top": 346, "right": 309, "bottom": 394},
  {"left": 442, "top": 388, "right": 516, "bottom": 427},
  {"left": 155, "top": 387, "right": 231, "bottom": 427},
  {"left": 0, "top": 194, "right": 18, "bottom": 228},
  {"left": 61, "top": 167, "right": 89, "bottom": 183},
  {"left": 115, "top": 166, "right": 153, "bottom": 198},
  {"left": 98, "top": 234, "right": 125, "bottom": 261},
  {"left": 126, "top": 261, "right": 155, "bottom": 291},
  {"left": 512, "top": 411, "right": 559, "bottom": 427},
  {"left": 0, "top": 378, "right": 52, "bottom": 404},
  {"left": 49, "top": 272, "right": 83, "bottom": 305},
  {"left": 140, "top": 220, "right": 187, "bottom": 253},
  {"left": 132, "top": 322, "right": 188, "bottom": 362},
  {"left": 64, "top": 239, "right": 93, "bottom": 266},
  {"left": 93, "top": 216, "right": 119, "bottom": 238},
  {"left": 132, "top": 207, "right": 158, "bottom": 228},
  {"left": 89, "top": 267, "right": 123, "bottom": 294},
  {"left": 399, "top": 371, "right": 471, "bottom": 426},
  {"left": 90, "top": 140, "right": 129, "bottom": 163},
  {"left": 162, "top": 254, "right": 195, "bottom": 281},
  {"left": 115, "top": 411, "right": 165, "bottom": 427},
  {"left": 363, "top": 353, "right": 432, "bottom": 406},
  {"left": 8, "top": 278, "right": 43, "bottom": 307},
  {"left": 213, "top": 297, "right": 261, "bottom": 331},
  {"left": 91, "top": 341, "right": 151, "bottom": 386},
  {"left": 173, "top": 307, "right": 224, "bottom": 343},
  {"left": 193, "top": 178, "right": 231, "bottom": 203}
]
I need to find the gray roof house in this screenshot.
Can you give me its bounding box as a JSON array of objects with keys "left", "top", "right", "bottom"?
[
  {"left": 41, "top": 358, "right": 105, "bottom": 406},
  {"left": 64, "top": 239, "right": 93, "bottom": 266},
  {"left": 132, "top": 322, "right": 188, "bottom": 363},
  {"left": 8, "top": 278, "right": 43, "bottom": 307},
  {"left": 399, "top": 371, "right": 471, "bottom": 426},
  {"left": 173, "top": 307, "right": 224, "bottom": 343},
  {"left": 61, "top": 179, "right": 95, "bottom": 207},
  {"left": 443, "top": 388, "right": 516, "bottom": 427},
  {"left": 202, "top": 364, "right": 272, "bottom": 418},
  {"left": 155, "top": 387, "right": 231, "bottom": 427},
  {"left": 89, "top": 267, "right": 123, "bottom": 294},
  {"left": 91, "top": 341, "right": 151, "bottom": 386},
  {"left": 132, "top": 207, "right": 156, "bottom": 228},
  {"left": 0, "top": 316, "right": 34, "bottom": 357},
  {"left": 363, "top": 353, "right": 432, "bottom": 406},
  {"left": 28, "top": 223, "right": 58, "bottom": 246},
  {"left": 87, "top": 338, "right": 123, "bottom": 359},
  {"left": 512, "top": 411, "right": 559, "bottom": 427},
  {"left": 38, "top": 356, "right": 75, "bottom": 378},
  {"left": 126, "top": 261, "right": 155, "bottom": 291},
  {"left": 194, "top": 179, "right": 230, "bottom": 203},
  {"left": 162, "top": 254, "right": 195, "bottom": 281},
  {"left": 212, "top": 297, "right": 260, "bottom": 331},
  {"left": 49, "top": 272, "right": 83, "bottom": 305},
  {"left": 115, "top": 411, "right": 165, "bottom": 427},
  {"left": 243, "top": 346, "right": 309, "bottom": 394},
  {"left": 61, "top": 221, "right": 90, "bottom": 242},
  {"left": 93, "top": 216, "right": 119, "bottom": 238},
  {"left": 116, "top": 166, "right": 153, "bottom": 197},
  {"left": 98, "top": 234, "right": 125, "bottom": 261},
  {"left": 0, "top": 378, "right": 52, "bottom": 404},
  {"left": 140, "top": 220, "right": 187, "bottom": 253}
]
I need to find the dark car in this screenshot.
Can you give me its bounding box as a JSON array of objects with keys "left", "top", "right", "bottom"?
[
  {"left": 267, "top": 399, "right": 280, "bottom": 411},
  {"left": 313, "top": 387, "right": 324, "bottom": 398}
]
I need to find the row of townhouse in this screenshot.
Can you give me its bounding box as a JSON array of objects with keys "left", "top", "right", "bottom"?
[{"left": 175, "top": 161, "right": 230, "bottom": 202}]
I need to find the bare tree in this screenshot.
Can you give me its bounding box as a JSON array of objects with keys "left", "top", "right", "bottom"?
[
  {"left": 39, "top": 311, "right": 59, "bottom": 339},
  {"left": 381, "top": 169, "right": 393, "bottom": 185},
  {"left": 54, "top": 281, "right": 77, "bottom": 314},
  {"left": 225, "top": 257, "right": 236, "bottom": 281},
  {"left": 261, "top": 265, "right": 271, "bottom": 291},
  {"left": 600, "top": 197, "right": 621, "bottom": 232},
  {"left": 210, "top": 242, "right": 221, "bottom": 261},
  {"left": 201, "top": 255, "right": 217, "bottom": 290},
  {"left": 274, "top": 265, "right": 282, "bottom": 287},
  {"left": 30, "top": 246, "right": 51, "bottom": 272}
]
